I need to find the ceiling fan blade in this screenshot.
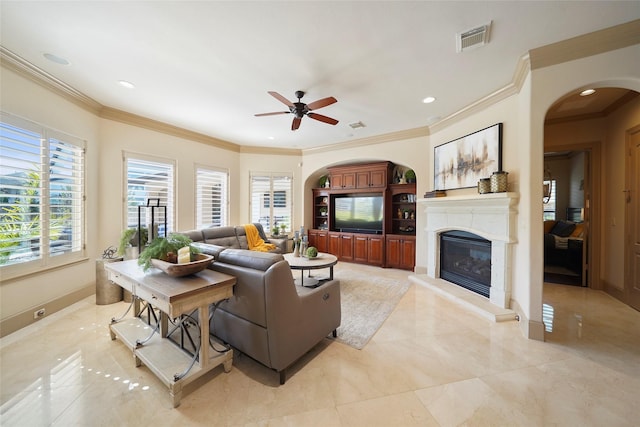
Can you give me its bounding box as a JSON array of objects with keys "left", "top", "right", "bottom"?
[
  {"left": 268, "top": 91, "right": 294, "bottom": 107},
  {"left": 291, "top": 117, "right": 302, "bottom": 131},
  {"left": 307, "top": 112, "right": 339, "bottom": 125},
  {"left": 255, "top": 111, "right": 290, "bottom": 117},
  {"left": 307, "top": 96, "right": 337, "bottom": 111}
]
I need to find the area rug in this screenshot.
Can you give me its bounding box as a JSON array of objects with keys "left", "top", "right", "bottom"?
[{"left": 329, "top": 265, "right": 411, "bottom": 350}]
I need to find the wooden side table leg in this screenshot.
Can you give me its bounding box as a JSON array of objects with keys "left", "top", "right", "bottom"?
[
  {"left": 198, "top": 305, "right": 209, "bottom": 368},
  {"left": 223, "top": 354, "right": 233, "bottom": 373},
  {"left": 170, "top": 383, "right": 182, "bottom": 408}
]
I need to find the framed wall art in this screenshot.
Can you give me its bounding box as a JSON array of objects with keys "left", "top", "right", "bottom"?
[{"left": 434, "top": 122, "right": 503, "bottom": 191}]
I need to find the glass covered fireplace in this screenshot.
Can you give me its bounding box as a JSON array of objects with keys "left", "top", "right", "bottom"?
[{"left": 440, "top": 230, "right": 491, "bottom": 298}]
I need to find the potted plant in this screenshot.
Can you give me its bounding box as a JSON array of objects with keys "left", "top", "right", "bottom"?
[
  {"left": 117, "top": 227, "right": 148, "bottom": 257},
  {"left": 271, "top": 225, "right": 280, "bottom": 236},
  {"left": 404, "top": 169, "right": 416, "bottom": 183},
  {"left": 318, "top": 175, "right": 329, "bottom": 188},
  {"left": 137, "top": 233, "right": 199, "bottom": 271},
  {"left": 319, "top": 206, "right": 328, "bottom": 216}
]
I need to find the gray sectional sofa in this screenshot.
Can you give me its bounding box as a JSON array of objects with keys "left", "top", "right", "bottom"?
[{"left": 176, "top": 224, "right": 341, "bottom": 384}]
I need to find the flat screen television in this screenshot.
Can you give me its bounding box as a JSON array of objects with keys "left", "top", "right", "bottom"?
[{"left": 333, "top": 194, "right": 384, "bottom": 234}]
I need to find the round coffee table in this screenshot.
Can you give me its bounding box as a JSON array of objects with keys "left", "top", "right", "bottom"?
[{"left": 283, "top": 252, "right": 338, "bottom": 287}]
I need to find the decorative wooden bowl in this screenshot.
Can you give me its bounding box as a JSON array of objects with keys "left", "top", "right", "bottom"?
[{"left": 150, "top": 253, "right": 213, "bottom": 277}]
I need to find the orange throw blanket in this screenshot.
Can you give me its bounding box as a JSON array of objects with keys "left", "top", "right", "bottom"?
[{"left": 244, "top": 224, "right": 276, "bottom": 252}]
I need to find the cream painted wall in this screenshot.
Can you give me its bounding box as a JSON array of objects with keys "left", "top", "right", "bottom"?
[
  {"left": 603, "top": 96, "right": 640, "bottom": 291},
  {"left": 97, "top": 119, "right": 241, "bottom": 250},
  {"left": 0, "top": 67, "right": 100, "bottom": 320}
]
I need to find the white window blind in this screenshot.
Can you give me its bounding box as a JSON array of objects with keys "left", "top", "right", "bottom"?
[
  {"left": 543, "top": 179, "right": 557, "bottom": 221},
  {"left": 250, "top": 173, "right": 292, "bottom": 233},
  {"left": 0, "top": 112, "right": 85, "bottom": 275},
  {"left": 124, "top": 154, "right": 174, "bottom": 237},
  {"left": 196, "top": 166, "right": 228, "bottom": 229}
]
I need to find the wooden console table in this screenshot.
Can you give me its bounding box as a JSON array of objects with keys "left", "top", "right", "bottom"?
[{"left": 105, "top": 260, "right": 236, "bottom": 407}]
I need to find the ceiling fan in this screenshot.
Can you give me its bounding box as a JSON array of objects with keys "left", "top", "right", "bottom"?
[{"left": 255, "top": 91, "right": 339, "bottom": 131}]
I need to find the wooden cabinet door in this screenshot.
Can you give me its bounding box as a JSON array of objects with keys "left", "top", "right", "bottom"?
[
  {"left": 328, "top": 232, "right": 342, "bottom": 257},
  {"left": 369, "top": 169, "right": 387, "bottom": 188},
  {"left": 354, "top": 235, "right": 369, "bottom": 263},
  {"left": 400, "top": 238, "right": 416, "bottom": 270},
  {"left": 342, "top": 172, "right": 356, "bottom": 189},
  {"left": 356, "top": 171, "right": 370, "bottom": 188},
  {"left": 368, "top": 235, "right": 384, "bottom": 265},
  {"left": 340, "top": 233, "right": 354, "bottom": 261},
  {"left": 315, "top": 230, "right": 329, "bottom": 253},
  {"left": 386, "top": 236, "right": 401, "bottom": 267},
  {"left": 330, "top": 173, "right": 344, "bottom": 189}
]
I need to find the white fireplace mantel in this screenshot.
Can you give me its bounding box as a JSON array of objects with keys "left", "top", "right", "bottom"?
[{"left": 419, "top": 192, "right": 519, "bottom": 309}]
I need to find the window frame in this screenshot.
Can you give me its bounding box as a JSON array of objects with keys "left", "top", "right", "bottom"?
[
  {"left": 0, "top": 112, "right": 86, "bottom": 280},
  {"left": 123, "top": 152, "right": 175, "bottom": 238},
  {"left": 195, "top": 164, "right": 229, "bottom": 229},
  {"left": 250, "top": 172, "right": 293, "bottom": 233}
]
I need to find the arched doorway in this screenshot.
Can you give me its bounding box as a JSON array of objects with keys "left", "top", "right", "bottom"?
[{"left": 543, "top": 87, "right": 639, "bottom": 301}]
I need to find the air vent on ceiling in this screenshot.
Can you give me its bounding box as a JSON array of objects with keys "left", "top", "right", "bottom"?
[
  {"left": 349, "top": 121, "right": 366, "bottom": 129},
  {"left": 456, "top": 21, "right": 492, "bottom": 53}
]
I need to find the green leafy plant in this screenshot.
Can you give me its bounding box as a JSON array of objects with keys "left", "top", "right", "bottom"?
[
  {"left": 318, "top": 175, "right": 328, "bottom": 188},
  {"left": 137, "top": 233, "right": 199, "bottom": 271},
  {"left": 404, "top": 169, "right": 416, "bottom": 182},
  {"left": 117, "top": 227, "right": 148, "bottom": 256}
]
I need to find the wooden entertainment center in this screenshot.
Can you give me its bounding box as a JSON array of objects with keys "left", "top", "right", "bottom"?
[{"left": 308, "top": 161, "right": 416, "bottom": 270}]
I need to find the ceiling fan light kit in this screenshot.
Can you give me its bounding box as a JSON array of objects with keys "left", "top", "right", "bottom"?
[{"left": 255, "top": 90, "right": 339, "bottom": 131}]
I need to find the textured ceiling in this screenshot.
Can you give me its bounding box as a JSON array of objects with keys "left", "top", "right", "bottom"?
[{"left": 1, "top": 1, "right": 639, "bottom": 149}]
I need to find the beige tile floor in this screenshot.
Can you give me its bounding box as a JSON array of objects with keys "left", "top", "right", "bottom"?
[{"left": 1, "top": 264, "right": 639, "bottom": 426}]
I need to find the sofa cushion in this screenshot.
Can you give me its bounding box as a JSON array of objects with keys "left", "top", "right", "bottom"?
[
  {"left": 234, "top": 226, "right": 250, "bottom": 249},
  {"left": 202, "top": 226, "right": 240, "bottom": 248},
  {"left": 191, "top": 242, "right": 227, "bottom": 258},
  {"left": 550, "top": 221, "right": 576, "bottom": 237},
  {"left": 217, "top": 248, "right": 283, "bottom": 271}
]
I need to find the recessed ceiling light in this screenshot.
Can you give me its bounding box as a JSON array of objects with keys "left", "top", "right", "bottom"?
[
  {"left": 118, "top": 80, "right": 136, "bottom": 89},
  {"left": 422, "top": 96, "right": 436, "bottom": 104},
  {"left": 267, "top": 136, "right": 275, "bottom": 140},
  {"left": 580, "top": 89, "right": 595, "bottom": 96},
  {"left": 43, "top": 53, "right": 70, "bottom": 65}
]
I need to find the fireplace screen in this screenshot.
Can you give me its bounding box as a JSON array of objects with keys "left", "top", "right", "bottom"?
[{"left": 440, "top": 230, "right": 491, "bottom": 298}]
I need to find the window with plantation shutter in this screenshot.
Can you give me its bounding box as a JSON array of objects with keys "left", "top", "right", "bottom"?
[
  {"left": 543, "top": 179, "right": 557, "bottom": 221},
  {"left": 196, "top": 166, "right": 228, "bottom": 228},
  {"left": 0, "top": 112, "right": 85, "bottom": 277},
  {"left": 250, "top": 173, "right": 292, "bottom": 233},
  {"left": 124, "top": 154, "right": 174, "bottom": 238}
]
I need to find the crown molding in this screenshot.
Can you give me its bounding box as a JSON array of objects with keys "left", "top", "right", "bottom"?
[
  {"left": 428, "top": 54, "right": 530, "bottom": 134},
  {"left": 529, "top": 19, "right": 640, "bottom": 70},
  {"left": 303, "top": 126, "right": 430, "bottom": 155},
  {"left": 239, "top": 145, "right": 301, "bottom": 156},
  {"left": 99, "top": 107, "right": 240, "bottom": 152},
  {"left": 1, "top": 46, "right": 103, "bottom": 114}
]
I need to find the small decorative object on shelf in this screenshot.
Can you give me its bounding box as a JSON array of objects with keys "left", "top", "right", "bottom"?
[
  {"left": 404, "top": 169, "right": 416, "bottom": 183},
  {"left": 490, "top": 171, "right": 508, "bottom": 193},
  {"left": 478, "top": 178, "right": 491, "bottom": 194},
  {"left": 424, "top": 190, "right": 446, "bottom": 198}
]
